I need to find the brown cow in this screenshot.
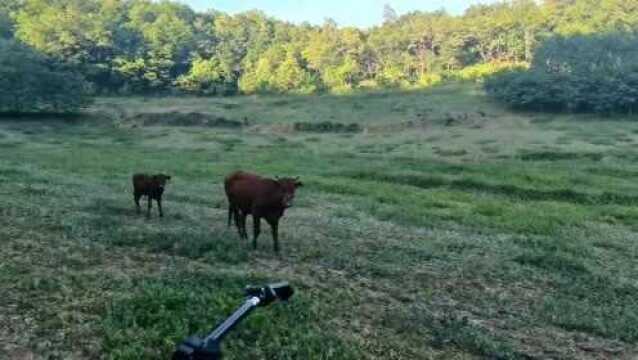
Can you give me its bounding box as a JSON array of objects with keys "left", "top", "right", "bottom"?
[
  {"left": 224, "top": 171, "right": 302, "bottom": 253},
  {"left": 132, "top": 173, "right": 171, "bottom": 218}
]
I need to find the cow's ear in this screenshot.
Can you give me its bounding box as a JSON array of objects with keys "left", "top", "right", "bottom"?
[
  {"left": 295, "top": 181, "right": 303, "bottom": 188},
  {"left": 166, "top": 175, "right": 172, "bottom": 180}
]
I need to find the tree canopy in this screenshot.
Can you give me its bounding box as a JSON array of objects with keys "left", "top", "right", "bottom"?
[
  {"left": 4, "top": 0, "right": 638, "bottom": 95},
  {"left": 485, "top": 33, "right": 638, "bottom": 114},
  {"left": 0, "top": 39, "right": 92, "bottom": 113}
]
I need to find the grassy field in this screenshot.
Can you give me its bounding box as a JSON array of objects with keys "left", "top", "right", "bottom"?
[{"left": 2, "top": 83, "right": 638, "bottom": 359}]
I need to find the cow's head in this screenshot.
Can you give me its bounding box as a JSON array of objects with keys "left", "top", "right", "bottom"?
[
  {"left": 153, "top": 174, "right": 172, "bottom": 191},
  {"left": 277, "top": 176, "right": 303, "bottom": 208}
]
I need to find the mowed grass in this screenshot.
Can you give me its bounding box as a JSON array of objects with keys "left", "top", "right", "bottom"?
[{"left": 2, "top": 83, "right": 638, "bottom": 359}]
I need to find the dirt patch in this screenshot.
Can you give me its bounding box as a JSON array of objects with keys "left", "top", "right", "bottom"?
[
  {"left": 339, "top": 171, "right": 638, "bottom": 206},
  {"left": 586, "top": 167, "right": 638, "bottom": 178},
  {"left": 129, "top": 112, "right": 244, "bottom": 128},
  {"left": 215, "top": 102, "right": 239, "bottom": 110},
  {"left": 441, "top": 112, "right": 485, "bottom": 128},
  {"left": 434, "top": 147, "right": 469, "bottom": 157},
  {"left": 519, "top": 150, "right": 603, "bottom": 162},
  {"left": 293, "top": 121, "right": 361, "bottom": 133},
  {"left": 364, "top": 119, "right": 429, "bottom": 133}
]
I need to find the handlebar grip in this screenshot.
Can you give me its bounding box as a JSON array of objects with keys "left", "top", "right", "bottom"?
[
  {"left": 245, "top": 282, "right": 294, "bottom": 306},
  {"left": 172, "top": 336, "right": 221, "bottom": 360}
]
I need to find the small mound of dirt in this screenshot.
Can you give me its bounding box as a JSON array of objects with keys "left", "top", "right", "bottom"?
[
  {"left": 519, "top": 150, "right": 603, "bottom": 162},
  {"left": 217, "top": 103, "right": 239, "bottom": 110},
  {"left": 293, "top": 121, "right": 361, "bottom": 133},
  {"left": 130, "top": 112, "right": 244, "bottom": 128},
  {"left": 441, "top": 111, "right": 485, "bottom": 128},
  {"left": 434, "top": 147, "right": 469, "bottom": 157}
]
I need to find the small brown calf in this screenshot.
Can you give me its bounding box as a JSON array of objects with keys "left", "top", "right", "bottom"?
[{"left": 132, "top": 173, "right": 171, "bottom": 218}]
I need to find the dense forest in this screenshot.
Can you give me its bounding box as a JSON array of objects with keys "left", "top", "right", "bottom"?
[
  {"left": 486, "top": 32, "right": 638, "bottom": 113},
  {"left": 1, "top": 0, "right": 638, "bottom": 112}
]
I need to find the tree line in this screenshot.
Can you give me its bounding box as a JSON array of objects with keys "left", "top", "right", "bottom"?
[
  {"left": 1, "top": 0, "right": 638, "bottom": 112},
  {"left": 486, "top": 32, "right": 638, "bottom": 114}
]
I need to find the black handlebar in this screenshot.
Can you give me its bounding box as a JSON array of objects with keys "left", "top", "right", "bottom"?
[
  {"left": 172, "top": 282, "right": 294, "bottom": 360},
  {"left": 246, "top": 282, "right": 294, "bottom": 306}
]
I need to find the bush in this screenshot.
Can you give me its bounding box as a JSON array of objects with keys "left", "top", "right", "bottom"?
[
  {"left": 450, "top": 62, "right": 528, "bottom": 82},
  {"left": 293, "top": 121, "right": 361, "bottom": 133},
  {"left": 485, "top": 33, "right": 638, "bottom": 114},
  {"left": 417, "top": 73, "right": 443, "bottom": 88},
  {"left": 329, "top": 85, "right": 354, "bottom": 95},
  {"left": 357, "top": 79, "right": 380, "bottom": 90},
  {"left": 376, "top": 65, "right": 410, "bottom": 88},
  {"left": 0, "top": 39, "right": 92, "bottom": 113},
  {"left": 175, "top": 57, "right": 228, "bottom": 95}
]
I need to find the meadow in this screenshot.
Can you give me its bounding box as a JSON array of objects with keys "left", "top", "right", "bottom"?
[{"left": 1, "top": 83, "right": 638, "bottom": 359}]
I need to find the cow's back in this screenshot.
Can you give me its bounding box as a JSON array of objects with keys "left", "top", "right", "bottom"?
[
  {"left": 225, "top": 171, "right": 254, "bottom": 193},
  {"left": 225, "top": 171, "right": 275, "bottom": 212},
  {"left": 133, "top": 174, "right": 149, "bottom": 192}
]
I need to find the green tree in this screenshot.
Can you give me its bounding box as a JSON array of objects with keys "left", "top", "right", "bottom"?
[
  {"left": 273, "top": 47, "right": 314, "bottom": 93},
  {"left": 0, "top": 0, "right": 21, "bottom": 39},
  {"left": 238, "top": 45, "right": 283, "bottom": 93},
  {"left": 14, "top": 0, "right": 126, "bottom": 89},
  {"left": 7, "top": 0, "right": 638, "bottom": 95},
  {"left": 175, "top": 56, "right": 229, "bottom": 95},
  {"left": 485, "top": 33, "right": 638, "bottom": 114},
  {"left": 118, "top": 0, "right": 195, "bottom": 90},
  {"left": 383, "top": 4, "right": 398, "bottom": 24},
  {"left": 0, "top": 39, "right": 92, "bottom": 113},
  {"left": 211, "top": 10, "right": 275, "bottom": 92}
]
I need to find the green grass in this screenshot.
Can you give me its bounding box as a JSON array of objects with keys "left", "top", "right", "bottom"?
[{"left": 2, "top": 83, "right": 638, "bottom": 359}]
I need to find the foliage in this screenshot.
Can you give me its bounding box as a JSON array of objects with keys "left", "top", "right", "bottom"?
[
  {"left": 417, "top": 73, "right": 443, "bottom": 88},
  {"left": 485, "top": 33, "right": 638, "bottom": 113},
  {"left": 116, "top": 0, "right": 195, "bottom": 91},
  {"left": 238, "top": 45, "right": 317, "bottom": 94},
  {"left": 0, "top": 0, "right": 20, "bottom": 39},
  {"left": 450, "top": 61, "right": 528, "bottom": 82},
  {"left": 5, "top": 0, "right": 638, "bottom": 95},
  {"left": 0, "top": 39, "right": 92, "bottom": 113},
  {"left": 175, "top": 57, "right": 230, "bottom": 95}
]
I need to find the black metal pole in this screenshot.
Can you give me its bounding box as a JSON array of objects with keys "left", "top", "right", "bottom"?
[
  {"left": 203, "top": 296, "right": 261, "bottom": 345},
  {"left": 172, "top": 283, "right": 293, "bottom": 360}
]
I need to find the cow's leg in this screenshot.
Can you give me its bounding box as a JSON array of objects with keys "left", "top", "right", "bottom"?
[
  {"left": 147, "top": 196, "right": 152, "bottom": 218},
  {"left": 228, "top": 204, "right": 235, "bottom": 228},
  {"left": 268, "top": 217, "right": 280, "bottom": 254},
  {"left": 240, "top": 212, "right": 249, "bottom": 240},
  {"left": 157, "top": 196, "right": 163, "bottom": 218},
  {"left": 252, "top": 216, "right": 261, "bottom": 250},
  {"left": 134, "top": 192, "right": 142, "bottom": 214},
  {"left": 234, "top": 209, "right": 243, "bottom": 238}
]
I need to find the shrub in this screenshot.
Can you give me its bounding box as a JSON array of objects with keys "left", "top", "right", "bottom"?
[
  {"left": 0, "top": 39, "right": 92, "bottom": 113},
  {"left": 417, "top": 73, "right": 443, "bottom": 88},
  {"left": 357, "top": 79, "right": 380, "bottom": 90},
  {"left": 452, "top": 61, "right": 528, "bottom": 82},
  {"left": 175, "top": 57, "right": 229, "bottom": 95},
  {"left": 376, "top": 64, "right": 410, "bottom": 88},
  {"left": 485, "top": 33, "right": 638, "bottom": 114},
  {"left": 329, "top": 85, "right": 354, "bottom": 95}
]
